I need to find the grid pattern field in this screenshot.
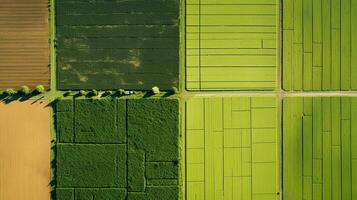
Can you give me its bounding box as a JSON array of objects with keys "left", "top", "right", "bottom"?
[
  {"left": 283, "top": 97, "right": 357, "bottom": 199},
  {"left": 56, "top": 0, "right": 179, "bottom": 90},
  {"left": 186, "top": 97, "right": 279, "bottom": 200},
  {"left": 55, "top": 98, "right": 180, "bottom": 200},
  {"left": 0, "top": 0, "right": 49, "bottom": 89},
  {"left": 186, "top": 0, "right": 279, "bottom": 90},
  {"left": 283, "top": 0, "right": 357, "bottom": 91}
]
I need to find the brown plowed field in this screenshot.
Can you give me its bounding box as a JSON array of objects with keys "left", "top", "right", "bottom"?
[
  {"left": 0, "top": 0, "right": 50, "bottom": 90},
  {"left": 0, "top": 101, "right": 51, "bottom": 200}
]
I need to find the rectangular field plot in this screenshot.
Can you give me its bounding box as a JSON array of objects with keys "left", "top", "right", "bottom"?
[
  {"left": 186, "top": 0, "right": 279, "bottom": 90},
  {"left": 56, "top": 0, "right": 179, "bottom": 90},
  {"left": 56, "top": 98, "right": 180, "bottom": 200},
  {"left": 283, "top": 0, "right": 357, "bottom": 91},
  {"left": 0, "top": 101, "right": 51, "bottom": 200},
  {"left": 283, "top": 97, "right": 357, "bottom": 199},
  {"left": 0, "top": 0, "right": 49, "bottom": 90},
  {"left": 186, "top": 97, "right": 279, "bottom": 200}
]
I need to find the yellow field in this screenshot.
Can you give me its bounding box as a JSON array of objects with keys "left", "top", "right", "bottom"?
[{"left": 0, "top": 101, "right": 51, "bottom": 200}]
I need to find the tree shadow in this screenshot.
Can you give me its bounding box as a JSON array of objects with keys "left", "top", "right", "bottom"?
[
  {"left": 0, "top": 92, "right": 45, "bottom": 104},
  {"left": 50, "top": 109, "right": 58, "bottom": 200},
  {"left": 143, "top": 92, "right": 154, "bottom": 98},
  {"left": 162, "top": 92, "right": 175, "bottom": 98},
  {"left": 50, "top": 142, "right": 57, "bottom": 200},
  {"left": 0, "top": 94, "right": 21, "bottom": 103},
  {"left": 19, "top": 92, "right": 37, "bottom": 101}
]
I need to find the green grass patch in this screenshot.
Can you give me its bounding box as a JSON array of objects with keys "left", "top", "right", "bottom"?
[
  {"left": 74, "top": 99, "right": 126, "bottom": 143},
  {"left": 146, "top": 162, "right": 179, "bottom": 179},
  {"left": 127, "top": 99, "right": 179, "bottom": 161},
  {"left": 75, "top": 188, "right": 127, "bottom": 200},
  {"left": 57, "top": 144, "right": 127, "bottom": 188}
]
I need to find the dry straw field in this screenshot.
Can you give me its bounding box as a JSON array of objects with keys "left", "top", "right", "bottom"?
[{"left": 0, "top": 101, "right": 51, "bottom": 200}]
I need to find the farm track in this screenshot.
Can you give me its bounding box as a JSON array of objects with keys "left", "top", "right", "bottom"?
[{"left": 0, "top": 0, "right": 49, "bottom": 90}]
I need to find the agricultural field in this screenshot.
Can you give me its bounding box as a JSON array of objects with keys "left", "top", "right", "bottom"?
[
  {"left": 283, "top": 97, "right": 357, "bottom": 199},
  {"left": 0, "top": 101, "right": 51, "bottom": 200},
  {"left": 283, "top": 0, "right": 357, "bottom": 91},
  {"left": 186, "top": 0, "right": 279, "bottom": 90},
  {"left": 0, "top": 0, "right": 50, "bottom": 90},
  {"left": 55, "top": 98, "right": 180, "bottom": 200},
  {"left": 56, "top": 0, "right": 179, "bottom": 90},
  {"left": 1, "top": 1, "right": 357, "bottom": 200},
  {"left": 186, "top": 97, "right": 279, "bottom": 199}
]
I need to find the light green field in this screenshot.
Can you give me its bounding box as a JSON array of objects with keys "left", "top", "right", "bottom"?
[
  {"left": 186, "top": 96, "right": 279, "bottom": 200},
  {"left": 283, "top": 97, "right": 357, "bottom": 199},
  {"left": 186, "top": 0, "right": 279, "bottom": 91},
  {"left": 283, "top": 0, "right": 357, "bottom": 91}
]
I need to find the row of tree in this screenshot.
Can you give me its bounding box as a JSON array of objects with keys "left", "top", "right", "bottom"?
[
  {"left": 0, "top": 86, "right": 179, "bottom": 97},
  {"left": 0, "top": 85, "right": 45, "bottom": 96},
  {"left": 63, "top": 86, "right": 178, "bottom": 97}
]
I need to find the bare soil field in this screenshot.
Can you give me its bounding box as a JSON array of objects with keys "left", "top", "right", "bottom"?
[
  {"left": 0, "top": 101, "right": 51, "bottom": 200},
  {"left": 0, "top": 0, "right": 50, "bottom": 89}
]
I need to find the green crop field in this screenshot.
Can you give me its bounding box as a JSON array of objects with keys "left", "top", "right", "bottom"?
[
  {"left": 283, "top": 97, "right": 357, "bottom": 199},
  {"left": 186, "top": 0, "right": 279, "bottom": 90},
  {"left": 55, "top": 98, "right": 180, "bottom": 200},
  {"left": 56, "top": 0, "right": 179, "bottom": 90},
  {"left": 283, "top": 0, "right": 357, "bottom": 91},
  {"left": 186, "top": 97, "right": 279, "bottom": 199}
]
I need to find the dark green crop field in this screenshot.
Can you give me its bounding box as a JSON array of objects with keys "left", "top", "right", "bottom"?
[
  {"left": 55, "top": 98, "right": 180, "bottom": 200},
  {"left": 56, "top": 0, "right": 179, "bottom": 90}
]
